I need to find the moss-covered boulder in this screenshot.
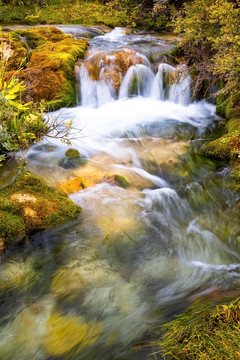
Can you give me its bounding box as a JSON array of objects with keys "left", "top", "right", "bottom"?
[
  {"left": 4, "top": 27, "right": 89, "bottom": 110},
  {"left": 0, "top": 172, "right": 81, "bottom": 246},
  {"left": 58, "top": 148, "right": 87, "bottom": 169},
  {"left": 202, "top": 85, "right": 240, "bottom": 178},
  {"left": 201, "top": 117, "right": 240, "bottom": 178}
]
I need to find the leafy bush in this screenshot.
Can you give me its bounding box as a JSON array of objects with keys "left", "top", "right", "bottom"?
[
  {"left": 0, "top": 30, "right": 48, "bottom": 164},
  {"left": 174, "top": 0, "right": 240, "bottom": 110}
]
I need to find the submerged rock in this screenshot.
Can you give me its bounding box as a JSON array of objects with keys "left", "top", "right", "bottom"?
[
  {"left": 42, "top": 313, "right": 103, "bottom": 356},
  {"left": 0, "top": 172, "right": 81, "bottom": 246},
  {"left": 3, "top": 27, "right": 89, "bottom": 110},
  {"left": 58, "top": 148, "right": 87, "bottom": 169},
  {"left": 114, "top": 174, "right": 129, "bottom": 189},
  {"left": 51, "top": 266, "right": 87, "bottom": 301}
]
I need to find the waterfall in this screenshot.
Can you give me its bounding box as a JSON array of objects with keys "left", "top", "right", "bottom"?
[
  {"left": 151, "top": 63, "right": 191, "bottom": 104},
  {"left": 78, "top": 54, "right": 192, "bottom": 106},
  {"left": 78, "top": 64, "right": 113, "bottom": 108},
  {"left": 169, "top": 67, "right": 191, "bottom": 105},
  {"left": 119, "top": 64, "right": 155, "bottom": 98}
]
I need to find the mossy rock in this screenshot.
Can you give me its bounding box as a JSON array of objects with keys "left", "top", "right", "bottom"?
[
  {"left": 202, "top": 135, "right": 232, "bottom": 160},
  {"left": 2, "top": 32, "right": 28, "bottom": 71},
  {"left": 0, "top": 210, "right": 26, "bottom": 244},
  {"left": 0, "top": 172, "right": 81, "bottom": 245},
  {"left": 7, "top": 66, "right": 75, "bottom": 109},
  {"left": 201, "top": 117, "right": 240, "bottom": 179},
  {"left": 216, "top": 86, "right": 240, "bottom": 120},
  {"left": 58, "top": 149, "right": 87, "bottom": 169},
  {"left": 5, "top": 27, "right": 89, "bottom": 110},
  {"left": 114, "top": 175, "right": 129, "bottom": 189},
  {"left": 66, "top": 149, "right": 81, "bottom": 159}
]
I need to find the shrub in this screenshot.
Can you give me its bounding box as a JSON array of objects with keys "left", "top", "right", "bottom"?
[
  {"left": 174, "top": 0, "right": 240, "bottom": 109},
  {"left": 0, "top": 40, "right": 48, "bottom": 163}
]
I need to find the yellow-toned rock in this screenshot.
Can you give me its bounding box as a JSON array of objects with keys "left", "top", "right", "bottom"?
[{"left": 42, "top": 313, "right": 103, "bottom": 356}]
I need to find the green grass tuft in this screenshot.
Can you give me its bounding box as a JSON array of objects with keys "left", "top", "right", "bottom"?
[{"left": 154, "top": 297, "right": 240, "bottom": 360}]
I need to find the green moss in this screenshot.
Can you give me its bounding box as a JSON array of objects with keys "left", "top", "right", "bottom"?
[
  {"left": 5, "top": 27, "right": 89, "bottom": 110},
  {"left": 216, "top": 92, "right": 228, "bottom": 118},
  {"left": 59, "top": 149, "right": 87, "bottom": 169},
  {"left": 226, "top": 118, "right": 240, "bottom": 133},
  {"left": 3, "top": 32, "right": 28, "bottom": 71},
  {"left": 114, "top": 175, "right": 129, "bottom": 189},
  {"left": 216, "top": 86, "right": 240, "bottom": 121},
  {"left": 0, "top": 210, "right": 26, "bottom": 243},
  {"left": 15, "top": 30, "right": 47, "bottom": 49},
  {"left": 201, "top": 117, "right": 240, "bottom": 179},
  {"left": 156, "top": 296, "right": 240, "bottom": 360},
  {"left": 202, "top": 135, "right": 232, "bottom": 160},
  {"left": 0, "top": 172, "right": 81, "bottom": 245},
  {"left": 65, "top": 149, "right": 81, "bottom": 159},
  {"left": 225, "top": 92, "right": 240, "bottom": 119},
  {"left": 30, "top": 37, "right": 88, "bottom": 72}
]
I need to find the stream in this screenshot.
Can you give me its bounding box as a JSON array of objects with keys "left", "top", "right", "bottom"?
[{"left": 0, "top": 26, "right": 240, "bottom": 360}]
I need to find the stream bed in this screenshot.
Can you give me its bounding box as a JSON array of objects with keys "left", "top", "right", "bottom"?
[{"left": 0, "top": 26, "right": 240, "bottom": 360}]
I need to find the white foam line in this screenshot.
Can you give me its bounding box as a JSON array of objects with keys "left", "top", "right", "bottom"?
[{"left": 113, "top": 164, "right": 169, "bottom": 188}]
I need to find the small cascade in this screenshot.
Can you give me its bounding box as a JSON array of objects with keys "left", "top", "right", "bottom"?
[
  {"left": 119, "top": 64, "right": 155, "bottom": 98},
  {"left": 101, "top": 27, "right": 128, "bottom": 41},
  {"left": 169, "top": 66, "right": 191, "bottom": 105},
  {"left": 151, "top": 63, "right": 191, "bottom": 104},
  {"left": 78, "top": 50, "right": 191, "bottom": 107},
  {"left": 151, "top": 63, "right": 175, "bottom": 101},
  {"left": 78, "top": 64, "right": 113, "bottom": 107}
]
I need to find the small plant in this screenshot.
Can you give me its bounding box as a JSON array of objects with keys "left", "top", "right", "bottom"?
[
  {"left": 0, "top": 36, "right": 48, "bottom": 164},
  {"left": 0, "top": 27, "right": 74, "bottom": 166}
]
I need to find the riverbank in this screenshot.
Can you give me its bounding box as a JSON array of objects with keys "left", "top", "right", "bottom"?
[{"left": 0, "top": 0, "right": 172, "bottom": 30}]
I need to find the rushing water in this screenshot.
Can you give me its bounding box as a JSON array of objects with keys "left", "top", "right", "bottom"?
[{"left": 1, "top": 26, "right": 240, "bottom": 360}]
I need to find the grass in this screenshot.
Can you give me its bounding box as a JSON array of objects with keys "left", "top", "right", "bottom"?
[
  {"left": 153, "top": 296, "right": 240, "bottom": 360},
  {"left": 0, "top": 1, "right": 125, "bottom": 28},
  {"left": 0, "top": 0, "right": 172, "bottom": 30}
]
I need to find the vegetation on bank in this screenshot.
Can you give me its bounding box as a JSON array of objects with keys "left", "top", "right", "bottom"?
[
  {"left": 170, "top": 0, "right": 240, "bottom": 178},
  {"left": 3, "top": 26, "right": 88, "bottom": 109},
  {"left": 153, "top": 296, "right": 240, "bottom": 359},
  {"left": 0, "top": 172, "right": 81, "bottom": 246},
  {"left": 0, "top": 66, "right": 47, "bottom": 162},
  {"left": 0, "top": 26, "right": 88, "bottom": 164},
  {"left": 0, "top": 0, "right": 175, "bottom": 30}
]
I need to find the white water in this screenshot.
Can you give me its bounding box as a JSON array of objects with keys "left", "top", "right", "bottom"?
[{"left": 76, "top": 54, "right": 191, "bottom": 106}]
